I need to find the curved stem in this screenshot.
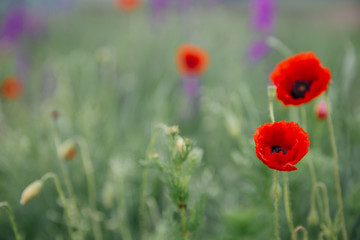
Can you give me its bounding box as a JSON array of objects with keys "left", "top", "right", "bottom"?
[
  {"left": 52, "top": 120, "right": 75, "bottom": 198},
  {"left": 300, "top": 106, "right": 324, "bottom": 221},
  {"left": 283, "top": 172, "right": 294, "bottom": 234},
  {"left": 139, "top": 124, "right": 168, "bottom": 240},
  {"left": 291, "top": 225, "right": 308, "bottom": 240},
  {"left": 41, "top": 173, "right": 75, "bottom": 240},
  {"left": 0, "top": 202, "right": 22, "bottom": 240},
  {"left": 274, "top": 171, "right": 280, "bottom": 240},
  {"left": 325, "top": 93, "right": 348, "bottom": 240},
  {"left": 74, "top": 136, "right": 103, "bottom": 240}
]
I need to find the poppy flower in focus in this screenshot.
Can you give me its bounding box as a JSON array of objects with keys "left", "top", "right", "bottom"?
[
  {"left": 176, "top": 44, "right": 209, "bottom": 76},
  {"left": 253, "top": 121, "right": 310, "bottom": 171},
  {"left": 1, "top": 76, "right": 23, "bottom": 100},
  {"left": 114, "top": 0, "right": 142, "bottom": 12},
  {"left": 315, "top": 99, "right": 327, "bottom": 120},
  {"left": 270, "top": 52, "right": 331, "bottom": 106}
]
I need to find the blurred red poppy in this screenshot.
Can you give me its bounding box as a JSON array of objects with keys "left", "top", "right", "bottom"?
[
  {"left": 270, "top": 52, "right": 331, "bottom": 106},
  {"left": 253, "top": 121, "right": 310, "bottom": 171},
  {"left": 176, "top": 44, "right": 209, "bottom": 76},
  {"left": 114, "top": 0, "right": 142, "bottom": 12},
  {"left": 1, "top": 76, "right": 22, "bottom": 100}
]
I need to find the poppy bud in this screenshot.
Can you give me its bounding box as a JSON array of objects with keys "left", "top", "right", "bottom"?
[
  {"left": 20, "top": 180, "right": 43, "bottom": 205},
  {"left": 307, "top": 208, "right": 319, "bottom": 226},
  {"left": 267, "top": 85, "right": 277, "bottom": 102},
  {"left": 315, "top": 99, "right": 327, "bottom": 120},
  {"left": 59, "top": 139, "right": 77, "bottom": 160}
]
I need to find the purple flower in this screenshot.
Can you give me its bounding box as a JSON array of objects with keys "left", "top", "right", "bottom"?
[
  {"left": 247, "top": 39, "right": 269, "bottom": 63},
  {"left": 250, "top": 0, "right": 276, "bottom": 34},
  {"left": 151, "top": 0, "right": 168, "bottom": 20},
  {"left": 183, "top": 75, "right": 200, "bottom": 100},
  {"left": 0, "top": 5, "right": 47, "bottom": 46},
  {"left": 0, "top": 6, "right": 28, "bottom": 43}
]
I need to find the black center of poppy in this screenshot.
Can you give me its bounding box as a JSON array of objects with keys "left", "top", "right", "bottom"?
[
  {"left": 185, "top": 54, "right": 200, "bottom": 68},
  {"left": 271, "top": 146, "right": 287, "bottom": 155},
  {"left": 290, "top": 80, "right": 312, "bottom": 99}
]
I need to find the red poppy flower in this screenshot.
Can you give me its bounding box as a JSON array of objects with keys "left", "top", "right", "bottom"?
[
  {"left": 270, "top": 52, "right": 331, "bottom": 106},
  {"left": 253, "top": 121, "right": 310, "bottom": 171},
  {"left": 175, "top": 44, "right": 209, "bottom": 76},
  {"left": 1, "top": 76, "right": 22, "bottom": 100},
  {"left": 114, "top": 0, "right": 142, "bottom": 12}
]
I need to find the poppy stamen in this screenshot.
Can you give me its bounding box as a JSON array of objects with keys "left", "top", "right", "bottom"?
[
  {"left": 291, "top": 80, "right": 312, "bottom": 99},
  {"left": 271, "top": 146, "right": 287, "bottom": 155}
]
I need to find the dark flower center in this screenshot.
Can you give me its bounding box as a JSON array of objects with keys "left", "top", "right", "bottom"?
[
  {"left": 185, "top": 54, "right": 200, "bottom": 68},
  {"left": 271, "top": 146, "right": 287, "bottom": 155},
  {"left": 291, "top": 80, "right": 312, "bottom": 99}
]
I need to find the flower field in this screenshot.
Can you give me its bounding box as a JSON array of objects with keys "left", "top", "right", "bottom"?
[{"left": 0, "top": 0, "right": 360, "bottom": 239}]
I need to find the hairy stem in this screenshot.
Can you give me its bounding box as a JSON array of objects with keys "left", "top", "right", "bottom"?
[
  {"left": 41, "top": 173, "right": 75, "bottom": 240},
  {"left": 0, "top": 202, "right": 22, "bottom": 240},
  {"left": 325, "top": 93, "right": 347, "bottom": 240},
  {"left": 300, "top": 106, "right": 325, "bottom": 221},
  {"left": 274, "top": 171, "right": 280, "bottom": 240},
  {"left": 291, "top": 225, "right": 308, "bottom": 240},
  {"left": 52, "top": 120, "right": 75, "bottom": 198},
  {"left": 75, "top": 136, "right": 103, "bottom": 240},
  {"left": 283, "top": 172, "right": 294, "bottom": 234}
]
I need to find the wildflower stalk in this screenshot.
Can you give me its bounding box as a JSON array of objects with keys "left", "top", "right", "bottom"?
[
  {"left": 180, "top": 205, "right": 188, "bottom": 240},
  {"left": 273, "top": 171, "right": 280, "bottom": 240},
  {"left": 268, "top": 86, "right": 280, "bottom": 240},
  {"left": 291, "top": 226, "right": 308, "bottom": 240},
  {"left": 41, "top": 172, "right": 75, "bottom": 240},
  {"left": 283, "top": 172, "right": 294, "bottom": 234},
  {"left": 74, "top": 136, "right": 103, "bottom": 240},
  {"left": 52, "top": 119, "right": 75, "bottom": 198},
  {"left": 310, "top": 182, "right": 331, "bottom": 225},
  {"left": 325, "top": 93, "right": 348, "bottom": 240},
  {"left": 300, "top": 106, "right": 325, "bottom": 222},
  {"left": 139, "top": 124, "right": 167, "bottom": 240},
  {"left": 0, "top": 202, "right": 22, "bottom": 240}
]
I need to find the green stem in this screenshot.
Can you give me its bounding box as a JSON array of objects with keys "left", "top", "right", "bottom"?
[
  {"left": 266, "top": 36, "right": 294, "bottom": 57},
  {"left": 283, "top": 172, "right": 294, "bottom": 234},
  {"left": 74, "top": 136, "right": 103, "bottom": 240},
  {"left": 180, "top": 205, "right": 188, "bottom": 240},
  {"left": 274, "top": 171, "right": 280, "bottom": 240},
  {"left": 139, "top": 124, "right": 167, "bottom": 240},
  {"left": 269, "top": 99, "right": 275, "bottom": 123},
  {"left": 41, "top": 173, "right": 75, "bottom": 240},
  {"left": 291, "top": 225, "right": 308, "bottom": 240},
  {"left": 300, "top": 106, "right": 325, "bottom": 222},
  {"left": 325, "top": 93, "right": 347, "bottom": 240},
  {"left": 0, "top": 202, "right": 22, "bottom": 240},
  {"left": 269, "top": 87, "right": 279, "bottom": 240},
  {"left": 313, "top": 182, "right": 331, "bottom": 226},
  {"left": 52, "top": 120, "right": 75, "bottom": 198}
]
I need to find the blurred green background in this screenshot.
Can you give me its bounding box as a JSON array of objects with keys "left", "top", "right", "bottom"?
[{"left": 0, "top": 0, "right": 359, "bottom": 239}]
